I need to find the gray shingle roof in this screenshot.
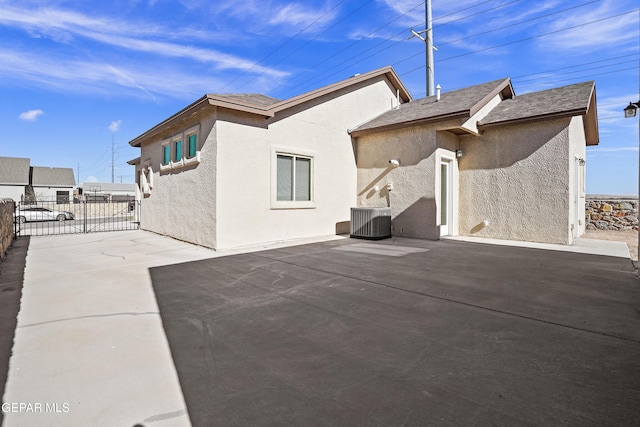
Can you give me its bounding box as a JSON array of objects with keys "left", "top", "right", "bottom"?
[
  {"left": 0, "top": 156, "right": 30, "bottom": 185},
  {"left": 31, "top": 167, "right": 75, "bottom": 187},
  {"left": 350, "top": 78, "right": 512, "bottom": 135},
  {"left": 211, "top": 94, "right": 281, "bottom": 108},
  {"left": 479, "top": 81, "right": 595, "bottom": 126}
]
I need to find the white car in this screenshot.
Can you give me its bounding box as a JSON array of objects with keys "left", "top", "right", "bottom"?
[{"left": 15, "top": 207, "right": 75, "bottom": 223}]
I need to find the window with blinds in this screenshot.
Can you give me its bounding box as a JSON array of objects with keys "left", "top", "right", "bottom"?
[{"left": 276, "top": 154, "right": 311, "bottom": 202}]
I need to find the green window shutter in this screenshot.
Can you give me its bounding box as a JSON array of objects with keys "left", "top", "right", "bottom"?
[
  {"left": 163, "top": 145, "right": 170, "bottom": 165},
  {"left": 175, "top": 140, "right": 182, "bottom": 161},
  {"left": 188, "top": 134, "right": 197, "bottom": 157}
]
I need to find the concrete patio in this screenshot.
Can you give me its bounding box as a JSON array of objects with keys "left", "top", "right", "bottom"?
[{"left": 1, "top": 230, "right": 639, "bottom": 426}]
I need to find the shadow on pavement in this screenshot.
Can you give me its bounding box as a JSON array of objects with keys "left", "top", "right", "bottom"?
[
  {"left": 0, "top": 237, "right": 29, "bottom": 426},
  {"left": 150, "top": 238, "right": 640, "bottom": 426}
]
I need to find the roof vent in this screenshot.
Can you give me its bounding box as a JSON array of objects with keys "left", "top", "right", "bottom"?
[{"left": 436, "top": 84, "right": 441, "bottom": 101}]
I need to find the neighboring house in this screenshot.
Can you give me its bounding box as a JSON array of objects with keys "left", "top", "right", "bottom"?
[
  {"left": 76, "top": 182, "right": 136, "bottom": 202},
  {"left": 0, "top": 157, "right": 76, "bottom": 203},
  {"left": 351, "top": 78, "right": 598, "bottom": 245},
  {"left": 128, "top": 66, "right": 598, "bottom": 249},
  {"left": 128, "top": 67, "right": 411, "bottom": 250},
  {"left": 0, "top": 156, "right": 30, "bottom": 202},
  {"left": 31, "top": 166, "right": 76, "bottom": 203}
]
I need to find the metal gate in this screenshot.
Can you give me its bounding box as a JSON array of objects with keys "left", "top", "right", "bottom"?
[{"left": 14, "top": 200, "right": 140, "bottom": 237}]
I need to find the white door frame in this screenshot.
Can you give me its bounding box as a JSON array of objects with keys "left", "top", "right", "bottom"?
[
  {"left": 436, "top": 150, "right": 457, "bottom": 237},
  {"left": 572, "top": 156, "right": 585, "bottom": 243}
]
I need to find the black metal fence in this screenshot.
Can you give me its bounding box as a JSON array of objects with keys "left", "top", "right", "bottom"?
[{"left": 14, "top": 200, "right": 140, "bottom": 237}]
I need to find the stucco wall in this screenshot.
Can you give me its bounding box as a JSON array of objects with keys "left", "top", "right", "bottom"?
[
  {"left": 138, "top": 75, "right": 401, "bottom": 250},
  {"left": 356, "top": 120, "right": 460, "bottom": 240},
  {"left": 458, "top": 118, "right": 573, "bottom": 244},
  {"left": 138, "top": 110, "right": 218, "bottom": 248},
  {"left": 32, "top": 186, "right": 73, "bottom": 201},
  {"left": 0, "top": 186, "right": 25, "bottom": 202},
  {"left": 0, "top": 199, "right": 14, "bottom": 260},
  {"left": 215, "top": 77, "right": 400, "bottom": 250}
]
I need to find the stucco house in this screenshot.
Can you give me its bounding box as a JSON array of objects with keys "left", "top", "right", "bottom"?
[
  {"left": 31, "top": 166, "right": 76, "bottom": 203},
  {"left": 352, "top": 78, "right": 598, "bottom": 244},
  {"left": 0, "top": 156, "right": 30, "bottom": 202},
  {"left": 76, "top": 182, "right": 136, "bottom": 202},
  {"left": 129, "top": 66, "right": 598, "bottom": 249},
  {"left": 128, "top": 67, "right": 411, "bottom": 250},
  {"left": 0, "top": 156, "right": 76, "bottom": 203}
]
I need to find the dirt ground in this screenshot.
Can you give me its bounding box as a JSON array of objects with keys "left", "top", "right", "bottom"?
[{"left": 583, "top": 229, "right": 638, "bottom": 261}]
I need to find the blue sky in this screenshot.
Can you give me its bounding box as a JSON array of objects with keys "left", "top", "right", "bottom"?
[{"left": 1, "top": 0, "right": 638, "bottom": 194}]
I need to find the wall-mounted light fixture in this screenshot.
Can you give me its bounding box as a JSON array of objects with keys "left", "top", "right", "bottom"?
[
  {"left": 455, "top": 149, "right": 463, "bottom": 158},
  {"left": 624, "top": 102, "right": 639, "bottom": 118}
]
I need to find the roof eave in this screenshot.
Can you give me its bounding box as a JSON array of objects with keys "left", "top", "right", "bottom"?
[
  {"left": 128, "top": 95, "right": 211, "bottom": 147},
  {"left": 479, "top": 106, "right": 600, "bottom": 146},
  {"left": 270, "top": 66, "right": 412, "bottom": 115},
  {"left": 350, "top": 111, "right": 469, "bottom": 137},
  {"left": 468, "top": 78, "right": 514, "bottom": 116},
  {"left": 584, "top": 83, "right": 599, "bottom": 146},
  {"left": 206, "top": 95, "right": 275, "bottom": 118}
]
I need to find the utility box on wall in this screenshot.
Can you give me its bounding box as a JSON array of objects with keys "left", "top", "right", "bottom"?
[{"left": 350, "top": 207, "right": 392, "bottom": 240}]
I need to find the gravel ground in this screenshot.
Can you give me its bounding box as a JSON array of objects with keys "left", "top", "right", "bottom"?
[{"left": 583, "top": 229, "right": 638, "bottom": 261}]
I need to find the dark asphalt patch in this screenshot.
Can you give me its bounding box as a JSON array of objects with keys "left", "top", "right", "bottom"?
[{"left": 150, "top": 238, "right": 640, "bottom": 426}]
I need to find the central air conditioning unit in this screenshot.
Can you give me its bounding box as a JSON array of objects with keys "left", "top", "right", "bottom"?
[{"left": 350, "top": 207, "right": 392, "bottom": 240}]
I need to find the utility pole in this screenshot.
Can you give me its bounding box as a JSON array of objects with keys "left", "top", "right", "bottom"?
[
  {"left": 111, "top": 135, "right": 115, "bottom": 184},
  {"left": 425, "top": 0, "right": 434, "bottom": 97},
  {"left": 409, "top": 0, "right": 436, "bottom": 97},
  {"left": 77, "top": 163, "right": 80, "bottom": 186}
]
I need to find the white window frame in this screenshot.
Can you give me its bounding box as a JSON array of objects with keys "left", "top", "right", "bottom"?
[
  {"left": 160, "top": 124, "right": 201, "bottom": 172},
  {"left": 161, "top": 139, "right": 171, "bottom": 166},
  {"left": 271, "top": 146, "right": 316, "bottom": 209}
]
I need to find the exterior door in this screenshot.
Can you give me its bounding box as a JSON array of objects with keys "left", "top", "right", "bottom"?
[{"left": 440, "top": 159, "right": 453, "bottom": 236}]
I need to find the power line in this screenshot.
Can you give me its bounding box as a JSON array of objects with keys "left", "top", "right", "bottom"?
[
  {"left": 401, "top": 8, "right": 640, "bottom": 77},
  {"left": 432, "top": 0, "right": 524, "bottom": 29},
  {"left": 277, "top": 0, "right": 606, "bottom": 98},
  {"left": 514, "top": 66, "right": 638, "bottom": 90},
  {"left": 228, "top": 0, "right": 378, "bottom": 93},
  {"left": 510, "top": 53, "right": 639, "bottom": 80},
  {"left": 268, "top": 1, "right": 425, "bottom": 96},
  {"left": 436, "top": 0, "right": 600, "bottom": 49},
  {"left": 217, "top": 0, "right": 350, "bottom": 93},
  {"left": 513, "top": 60, "right": 638, "bottom": 84},
  {"left": 257, "top": 0, "right": 515, "bottom": 98}
]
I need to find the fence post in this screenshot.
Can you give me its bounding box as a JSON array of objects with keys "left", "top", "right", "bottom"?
[
  {"left": 83, "top": 200, "right": 87, "bottom": 233},
  {"left": 12, "top": 201, "right": 19, "bottom": 239}
]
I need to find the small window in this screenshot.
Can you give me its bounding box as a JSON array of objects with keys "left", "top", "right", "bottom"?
[
  {"left": 174, "top": 140, "right": 182, "bottom": 161},
  {"left": 163, "top": 145, "right": 170, "bottom": 165},
  {"left": 188, "top": 134, "right": 197, "bottom": 157},
  {"left": 277, "top": 154, "right": 311, "bottom": 202}
]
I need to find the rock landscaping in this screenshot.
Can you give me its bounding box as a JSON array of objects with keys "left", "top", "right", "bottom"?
[{"left": 586, "top": 197, "right": 638, "bottom": 231}]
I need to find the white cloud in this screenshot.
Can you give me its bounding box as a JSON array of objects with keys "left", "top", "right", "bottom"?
[
  {"left": 18, "top": 109, "right": 44, "bottom": 121},
  {"left": 541, "top": 0, "right": 639, "bottom": 51},
  {"left": 108, "top": 120, "right": 122, "bottom": 132},
  {"left": 0, "top": 47, "right": 283, "bottom": 99},
  {"left": 0, "top": 3, "right": 287, "bottom": 78},
  {"left": 268, "top": 3, "right": 337, "bottom": 28}
]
